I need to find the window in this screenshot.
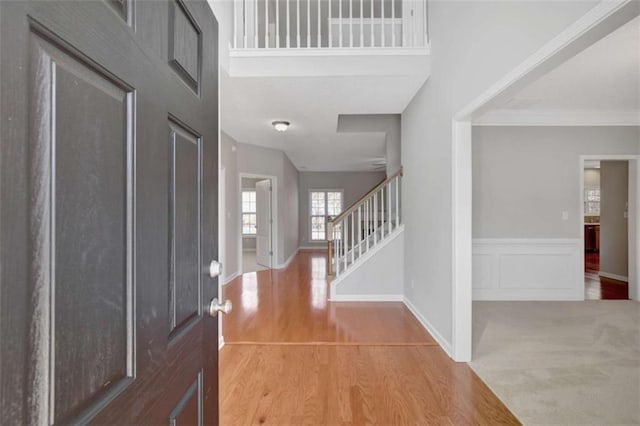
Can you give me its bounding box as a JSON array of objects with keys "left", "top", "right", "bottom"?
[
  {"left": 242, "top": 190, "right": 257, "bottom": 235},
  {"left": 310, "top": 190, "right": 343, "bottom": 241},
  {"left": 585, "top": 188, "right": 601, "bottom": 216}
]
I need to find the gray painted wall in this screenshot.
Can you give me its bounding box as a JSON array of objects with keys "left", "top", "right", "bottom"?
[
  {"left": 402, "top": 1, "right": 599, "bottom": 348},
  {"left": 221, "top": 133, "right": 300, "bottom": 272},
  {"left": 237, "top": 140, "right": 300, "bottom": 266},
  {"left": 337, "top": 114, "right": 401, "bottom": 175},
  {"left": 241, "top": 177, "right": 266, "bottom": 189},
  {"left": 298, "top": 171, "right": 385, "bottom": 247},
  {"left": 600, "top": 161, "right": 629, "bottom": 278},
  {"left": 472, "top": 126, "right": 640, "bottom": 238}
]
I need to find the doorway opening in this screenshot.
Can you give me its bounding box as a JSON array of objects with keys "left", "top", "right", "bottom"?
[
  {"left": 581, "top": 157, "right": 639, "bottom": 300},
  {"left": 239, "top": 175, "right": 275, "bottom": 273}
]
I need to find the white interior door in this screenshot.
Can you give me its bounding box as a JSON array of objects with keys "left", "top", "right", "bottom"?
[{"left": 256, "top": 179, "right": 272, "bottom": 267}]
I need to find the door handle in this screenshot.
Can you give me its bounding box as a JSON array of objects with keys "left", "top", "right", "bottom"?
[
  {"left": 208, "top": 298, "right": 232, "bottom": 317},
  {"left": 209, "top": 260, "right": 222, "bottom": 278}
]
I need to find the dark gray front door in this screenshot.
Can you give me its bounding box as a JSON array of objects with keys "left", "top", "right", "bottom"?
[{"left": 0, "top": 1, "right": 219, "bottom": 423}]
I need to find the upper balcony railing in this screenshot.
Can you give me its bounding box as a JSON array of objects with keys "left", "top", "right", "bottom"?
[{"left": 232, "top": 0, "right": 429, "bottom": 50}]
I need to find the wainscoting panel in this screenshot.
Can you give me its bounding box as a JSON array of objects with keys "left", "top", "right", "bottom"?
[{"left": 473, "top": 239, "right": 583, "bottom": 300}]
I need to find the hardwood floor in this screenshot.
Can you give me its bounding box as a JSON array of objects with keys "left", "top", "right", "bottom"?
[
  {"left": 222, "top": 250, "right": 435, "bottom": 345},
  {"left": 585, "top": 275, "right": 629, "bottom": 300},
  {"left": 584, "top": 251, "right": 628, "bottom": 299},
  {"left": 584, "top": 251, "right": 599, "bottom": 273},
  {"left": 220, "top": 250, "right": 520, "bottom": 425},
  {"left": 220, "top": 345, "right": 520, "bottom": 425}
]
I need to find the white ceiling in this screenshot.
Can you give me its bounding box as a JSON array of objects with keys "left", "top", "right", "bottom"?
[
  {"left": 478, "top": 15, "right": 640, "bottom": 124},
  {"left": 220, "top": 72, "right": 426, "bottom": 171}
]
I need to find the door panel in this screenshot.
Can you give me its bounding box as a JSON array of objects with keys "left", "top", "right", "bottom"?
[
  {"left": 169, "top": 0, "right": 202, "bottom": 93},
  {"left": 28, "top": 23, "right": 137, "bottom": 425},
  {"left": 49, "top": 39, "right": 134, "bottom": 425},
  {"left": 169, "top": 120, "right": 202, "bottom": 338},
  {"left": 169, "top": 373, "right": 202, "bottom": 425},
  {"left": 0, "top": 0, "right": 219, "bottom": 424}
]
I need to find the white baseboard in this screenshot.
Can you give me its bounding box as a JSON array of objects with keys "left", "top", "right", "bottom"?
[
  {"left": 473, "top": 239, "right": 583, "bottom": 301},
  {"left": 275, "top": 247, "right": 299, "bottom": 269},
  {"left": 218, "top": 336, "right": 225, "bottom": 350},
  {"left": 599, "top": 271, "right": 629, "bottom": 282},
  {"left": 222, "top": 270, "right": 241, "bottom": 285},
  {"left": 299, "top": 245, "right": 327, "bottom": 250},
  {"left": 473, "top": 289, "right": 583, "bottom": 301},
  {"left": 329, "top": 294, "right": 403, "bottom": 302},
  {"left": 403, "top": 297, "right": 453, "bottom": 359},
  {"left": 585, "top": 272, "right": 599, "bottom": 280}
]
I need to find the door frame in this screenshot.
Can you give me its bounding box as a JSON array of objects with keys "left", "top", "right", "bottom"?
[
  {"left": 238, "top": 173, "right": 277, "bottom": 271},
  {"left": 579, "top": 155, "right": 640, "bottom": 300},
  {"left": 218, "top": 167, "right": 226, "bottom": 348},
  {"left": 451, "top": 1, "right": 638, "bottom": 362}
]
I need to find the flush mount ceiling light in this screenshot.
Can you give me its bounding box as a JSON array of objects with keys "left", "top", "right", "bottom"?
[{"left": 272, "top": 121, "right": 290, "bottom": 132}]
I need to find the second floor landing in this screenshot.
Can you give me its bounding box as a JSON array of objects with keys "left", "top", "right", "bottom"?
[{"left": 216, "top": 0, "right": 431, "bottom": 78}]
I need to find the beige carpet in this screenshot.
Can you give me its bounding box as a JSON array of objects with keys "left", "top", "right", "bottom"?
[{"left": 471, "top": 301, "right": 640, "bottom": 426}]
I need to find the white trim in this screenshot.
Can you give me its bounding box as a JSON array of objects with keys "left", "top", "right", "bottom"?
[
  {"left": 230, "top": 46, "right": 431, "bottom": 57},
  {"left": 330, "top": 225, "right": 405, "bottom": 291},
  {"left": 451, "top": 121, "right": 472, "bottom": 362},
  {"left": 299, "top": 245, "right": 328, "bottom": 250},
  {"left": 473, "top": 290, "right": 582, "bottom": 301},
  {"left": 630, "top": 160, "right": 640, "bottom": 300},
  {"left": 222, "top": 270, "right": 241, "bottom": 286},
  {"left": 585, "top": 271, "right": 600, "bottom": 280},
  {"left": 473, "top": 238, "right": 583, "bottom": 301},
  {"left": 238, "top": 173, "right": 277, "bottom": 271},
  {"left": 474, "top": 238, "right": 582, "bottom": 246},
  {"left": 452, "top": 0, "right": 639, "bottom": 362},
  {"left": 474, "top": 109, "right": 640, "bottom": 127},
  {"left": 579, "top": 155, "right": 640, "bottom": 299},
  {"left": 219, "top": 166, "right": 226, "bottom": 285},
  {"left": 329, "top": 294, "right": 404, "bottom": 302},
  {"left": 403, "top": 297, "right": 453, "bottom": 359},
  {"left": 599, "top": 271, "right": 629, "bottom": 283},
  {"left": 218, "top": 336, "right": 225, "bottom": 350},
  {"left": 457, "top": 1, "right": 637, "bottom": 121},
  {"left": 275, "top": 247, "right": 300, "bottom": 269}
]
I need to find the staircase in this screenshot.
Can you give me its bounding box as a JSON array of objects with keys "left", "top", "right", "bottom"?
[{"left": 327, "top": 167, "right": 403, "bottom": 278}]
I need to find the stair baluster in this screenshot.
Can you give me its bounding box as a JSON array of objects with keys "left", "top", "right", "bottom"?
[{"left": 327, "top": 167, "right": 402, "bottom": 277}]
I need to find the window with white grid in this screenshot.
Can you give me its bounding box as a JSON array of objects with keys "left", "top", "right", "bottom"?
[
  {"left": 310, "top": 190, "right": 343, "bottom": 241},
  {"left": 242, "top": 190, "right": 257, "bottom": 235}
]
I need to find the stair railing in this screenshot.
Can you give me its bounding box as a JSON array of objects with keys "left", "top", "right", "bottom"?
[
  {"left": 231, "top": 0, "right": 429, "bottom": 50},
  {"left": 327, "top": 167, "right": 402, "bottom": 276}
]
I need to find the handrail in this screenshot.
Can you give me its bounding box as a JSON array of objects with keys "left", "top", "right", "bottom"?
[
  {"left": 326, "top": 166, "right": 403, "bottom": 276},
  {"left": 328, "top": 166, "right": 402, "bottom": 229}
]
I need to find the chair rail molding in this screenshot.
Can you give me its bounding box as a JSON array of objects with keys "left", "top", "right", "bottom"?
[{"left": 472, "top": 239, "right": 583, "bottom": 301}]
